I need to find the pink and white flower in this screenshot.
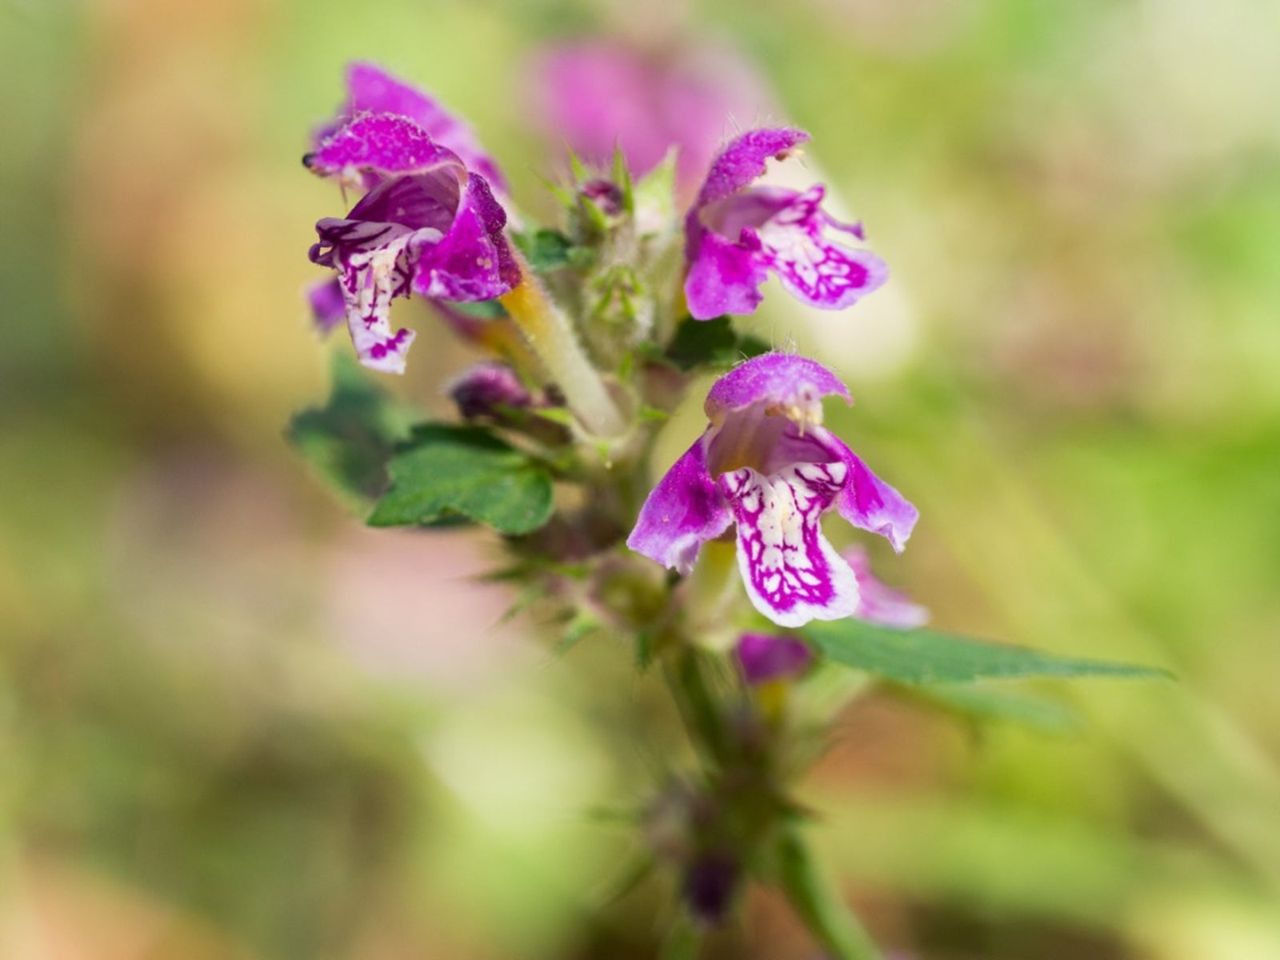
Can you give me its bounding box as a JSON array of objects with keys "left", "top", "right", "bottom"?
[
  {"left": 627, "top": 353, "right": 917, "bottom": 628},
  {"left": 305, "top": 109, "right": 517, "bottom": 374},
  {"left": 684, "top": 128, "right": 888, "bottom": 320}
]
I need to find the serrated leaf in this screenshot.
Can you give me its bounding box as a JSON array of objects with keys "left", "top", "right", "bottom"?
[
  {"left": 803, "top": 619, "right": 1171, "bottom": 684},
  {"left": 893, "top": 683, "right": 1082, "bottom": 735},
  {"left": 664, "top": 315, "right": 769, "bottom": 371},
  {"left": 286, "top": 353, "right": 410, "bottom": 505},
  {"left": 368, "top": 424, "right": 554, "bottom": 534},
  {"left": 664, "top": 315, "right": 736, "bottom": 369},
  {"left": 513, "top": 228, "right": 575, "bottom": 273}
]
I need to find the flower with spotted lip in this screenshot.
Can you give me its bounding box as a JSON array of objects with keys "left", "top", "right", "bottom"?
[
  {"left": 684, "top": 128, "right": 888, "bottom": 321},
  {"left": 307, "top": 114, "right": 518, "bottom": 373},
  {"left": 627, "top": 352, "right": 917, "bottom": 628}
]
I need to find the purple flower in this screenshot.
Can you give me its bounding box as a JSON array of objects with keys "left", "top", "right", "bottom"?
[
  {"left": 312, "top": 61, "right": 507, "bottom": 194},
  {"left": 846, "top": 545, "right": 929, "bottom": 629},
  {"left": 308, "top": 135, "right": 519, "bottom": 373},
  {"left": 684, "top": 128, "right": 888, "bottom": 320},
  {"left": 734, "top": 633, "right": 813, "bottom": 685},
  {"left": 447, "top": 361, "right": 533, "bottom": 419},
  {"left": 531, "top": 39, "right": 774, "bottom": 200},
  {"left": 627, "top": 353, "right": 917, "bottom": 628}
]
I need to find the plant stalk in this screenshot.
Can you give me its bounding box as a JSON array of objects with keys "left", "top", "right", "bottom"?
[{"left": 500, "top": 252, "right": 626, "bottom": 438}]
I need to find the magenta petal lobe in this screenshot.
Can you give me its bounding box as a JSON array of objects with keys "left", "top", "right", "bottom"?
[
  {"left": 845, "top": 546, "right": 928, "bottom": 628},
  {"left": 306, "top": 277, "right": 346, "bottom": 336},
  {"left": 626, "top": 438, "right": 732, "bottom": 575},
  {"left": 704, "top": 352, "right": 850, "bottom": 421},
  {"left": 341, "top": 62, "right": 509, "bottom": 195},
  {"left": 307, "top": 113, "right": 458, "bottom": 185},
  {"left": 826, "top": 437, "right": 919, "bottom": 552}
]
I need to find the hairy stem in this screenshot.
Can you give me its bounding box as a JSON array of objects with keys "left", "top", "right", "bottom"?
[{"left": 500, "top": 252, "right": 626, "bottom": 438}]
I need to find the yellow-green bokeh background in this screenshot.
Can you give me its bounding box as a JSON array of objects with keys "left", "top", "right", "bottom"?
[{"left": 2, "top": 1, "right": 1279, "bottom": 957}]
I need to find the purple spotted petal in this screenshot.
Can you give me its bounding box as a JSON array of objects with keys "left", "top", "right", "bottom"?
[
  {"left": 719, "top": 462, "right": 859, "bottom": 628},
  {"left": 626, "top": 436, "right": 733, "bottom": 575},
  {"left": 704, "top": 352, "right": 850, "bottom": 422},
  {"left": 411, "top": 173, "right": 519, "bottom": 301},
  {"left": 824, "top": 435, "right": 919, "bottom": 552},
  {"left": 309, "top": 174, "right": 452, "bottom": 373},
  {"left": 339, "top": 62, "right": 508, "bottom": 194},
  {"left": 734, "top": 633, "right": 813, "bottom": 684},
  {"left": 753, "top": 185, "right": 889, "bottom": 309},
  {"left": 305, "top": 113, "right": 459, "bottom": 186},
  {"left": 448, "top": 361, "right": 532, "bottom": 419},
  {"left": 845, "top": 546, "right": 928, "bottom": 628},
  {"left": 306, "top": 277, "right": 345, "bottom": 336},
  {"left": 693, "top": 128, "right": 809, "bottom": 209},
  {"left": 310, "top": 218, "right": 422, "bottom": 374}
]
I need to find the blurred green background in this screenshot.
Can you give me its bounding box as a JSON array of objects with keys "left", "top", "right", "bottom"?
[{"left": 2, "top": 0, "right": 1279, "bottom": 957}]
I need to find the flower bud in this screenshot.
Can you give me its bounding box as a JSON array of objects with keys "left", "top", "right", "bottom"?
[{"left": 447, "top": 362, "right": 533, "bottom": 420}]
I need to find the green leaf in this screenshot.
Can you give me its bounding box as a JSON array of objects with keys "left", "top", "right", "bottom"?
[
  {"left": 286, "top": 353, "right": 409, "bottom": 506},
  {"left": 513, "top": 228, "right": 574, "bottom": 273},
  {"left": 803, "top": 619, "right": 1171, "bottom": 684},
  {"left": 664, "top": 315, "right": 768, "bottom": 371},
  {"left": 775, "top": 827, "right": 883, "bottom": 960},
  {"left": 893, "top": 683, "right": 1082, "bottom": 735},
  {"left": 368, "top": 424, "right": 554, "bottom": 534}
]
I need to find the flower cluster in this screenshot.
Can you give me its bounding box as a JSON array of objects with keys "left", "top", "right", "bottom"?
[{"left": 297, "top": 60, "right": 921, "bottom": 953}]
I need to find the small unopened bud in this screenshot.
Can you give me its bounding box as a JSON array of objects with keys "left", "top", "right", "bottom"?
[
  {"left": 447, "top": 361, "right": 533, "bottom": 420},
  {"left": 580, "top": 178, "right": 625, "bottom": 217},
  {"left": 734, "top": 633, "right": 813, "bottom": 685},
  {"left": 682, "top": 853, "right": 739, "bottom": 925}
]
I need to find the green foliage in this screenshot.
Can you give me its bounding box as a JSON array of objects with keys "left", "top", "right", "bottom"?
[
  {"left": 894, "top": 683, "right": 1082, "bottom": 735},
  {"left": 368, "top": 423, "right": 554, "bottom": 534},
  {"left": 664, "top": 315, "right": 771, "bottom": 371},
  {"left": 286, "top": 353, "right": 408, "bottom": 505},
  {"left": 803, "top": 620, "right": 1170, "bottom": 684}
]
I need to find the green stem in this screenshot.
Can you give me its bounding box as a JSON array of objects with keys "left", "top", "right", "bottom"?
[
  {"left": 776, "top": 826, "right": 882, "bottom": 960},
  {"left": 499, "top": 252, "right": 626, "bottom": 438},
  {"left": 660, "top": 910, "right": 703, "bottom": 960},
  {"left": 665, "top": 646, "right": 728, "bottom": 762}
]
